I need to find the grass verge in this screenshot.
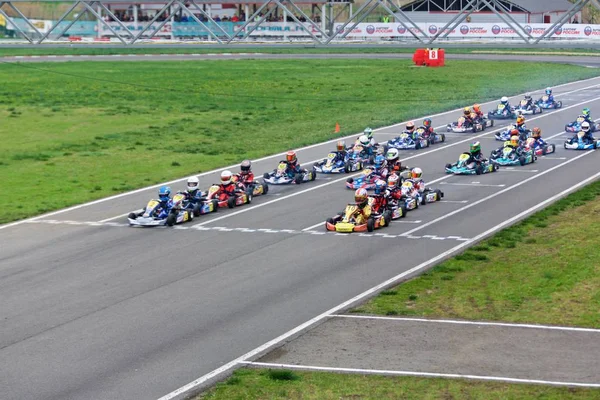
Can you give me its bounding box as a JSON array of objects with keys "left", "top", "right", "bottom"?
[
  {"left": 1, "top": 60, "right": 598, "bottom": 224},
  {"left": 196, "top": 368, "right": 599, "bottom": 399},
  {"left": 353, "top": 180, "right": 600, "bottom": 328},
  {"left": 1, "top": 46, "right": 600, "bottom": 57}
]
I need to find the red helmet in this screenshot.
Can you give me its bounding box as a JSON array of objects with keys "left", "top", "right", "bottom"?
[{"left": 286, "top": 150, "right": 297, "bottom": 163}]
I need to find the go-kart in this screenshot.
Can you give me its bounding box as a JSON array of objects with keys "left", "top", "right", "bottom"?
[
  {"left": 420, "top": 127, "right": 446, "bottom": 144},
  {"left": 494, "top": 126, "right": 530, "bottom": 142},
  {"left": 175, "top": 191, "right": 219, "bottom": 217},
  {"left": 369, "top": 195, "right": 407, "bottom": 220},
  {"left": 263, "top": 161, "right": 316, "bottom": 185},
  {"left": 387, "top": 132, "right": 429, "bottom": 150},
  {"left": 447, "top": 115, "right": 493, "bottom": 133},
  {"left": 536, "top": 95, "right": 562, "bottom": 110},
  {"left": 313, "top": 151, "right": 363, "bottom": 174},
  {"left": 233, "top": 175, "right": 268, "bottom": 197},
  {"left": 523, "top": 137, "right": 555, "bottom": 156},
  {"left": 445, "top": 153, "right": 499, "bottom": 175},
  {"left": 564, "top": 131, "right": 600, "bottom": 150},
  {"left": 128, "top": 193, "right": 193, "bottom": 227},
  {"left": 325, "top": 203, "right": 391, "bottom": 233},
  {"left": 398, "top": 181, "right": 443, "bottom": 208},
  {"left": 205, "top": 184, "right": 252, "bottom": 208},
  {"left": 488, "top": 103, "right": 518, "bottom": 120},
  {"left": 490, "top": 145, "right": 536, "bottom": 166},
  {"left": 565, "top": 116, "right": 599, "bottom": 133},
  {"left": 346, "top": 168, "right": 385, "bottom": 190},
  {"left": 514, "top": 99, "right": 542, "bottom": 115}
]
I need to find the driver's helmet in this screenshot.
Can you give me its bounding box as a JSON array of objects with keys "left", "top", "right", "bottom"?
[
  {"left": 470, "top": 141, "right": 481, "bottom": 154},
  {"left": 583, "top": 107, "right": 591, "bottom": 117},
  {"left": 374, "top": 179, "right": 387, "bottom": 195},
  {"left": 510, "top": 136, "right": 519, "bottom": 147},
  {"left": 406, "top": 121, "right": 415, "bottom": 132},
  {"left": 582, "top": 121, "right": 591, "bottom": 132},
  {"left": 532, "top": 127, "right": 542, "bottom": 139},
  {"left": 240, "top": 159, "right": 251, "bottom": 173},
  {"left": 501, "top": 96, "right": 509, "bottom": 104},
  {"left": 411, "top": 167, "right": 423, "bottom": 179},
  {"left": 423, "top": 118, "right": 432, "bottom": 127},
  {"left": 220, "top": 170, "right": 233, "bottom": 185},
  {"left": 336, "top": 140, "right": 345, "bottom": 152},
  {"left": 385, "top": 148, "right": 399, "bottom": 164},
  {"left": 510, "top": 128, "right": 520, "bottom": 136},
  {"left": 524, "top": 93, "right": 532, "bottom": 100},
  {"left": 286, "top": 150, "right": 297, "bottom": 163},
  {"left": 516, "top": 115, "right": 525, "bottom": 126},
  {"left": 354, "top": 188, "right": 368, "bottom": 206},
  {"left": 187, "top": 176, "right": 199, "bottom": 193},
  {"left": 363, "top": 127, "right": 373, "bottom": 139},
  {"left": 158, "top": 186, "right": 171, "bottom": 203},
  {"left": 359, "top": 135, "right": 370, "bottom": 147},
  {"left": 463, "top": 107, "right": 471, "bottom": 116},
  {"left": 545, "top": 87, "right": 552, "bottom": 95},
  {"left": 402, "top": 180, "right": 414, "bottom": 193},
  {"left": 374, "top": 155, "right": 385, "bottom": 169},
  {"left": 473, "top": 104, "right": 481, "bottom": 113},
  {"left": 387, "top": 173, "right": 400, "bottom": 188}
]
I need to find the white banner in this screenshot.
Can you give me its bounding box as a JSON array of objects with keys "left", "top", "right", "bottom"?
[
  {"left": 244, "top": 22, "right": 323, "bottom": 37},
  {"left": 333, "top": 22, "right": 600, "bottom": 39}
]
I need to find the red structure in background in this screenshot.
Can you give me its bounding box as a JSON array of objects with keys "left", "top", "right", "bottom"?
[{"left": 413, "top": 48, "right": 445, "bottom": 67}]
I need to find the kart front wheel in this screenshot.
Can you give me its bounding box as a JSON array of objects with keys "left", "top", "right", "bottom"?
[
  {"left": 367, "top": 217, "right": 375, "bottom": 232},
  {"left": 128, "top": 212, "right": 137, "bottom": 220},
  {"left": 227, "top": 196, "right": 236, "bottom": 208},
  {"left": 166, "top": 213, "right": 177, "bottom": 227},
  {"left": 212, "top": 199, "right": 219, "bottom": 212}
]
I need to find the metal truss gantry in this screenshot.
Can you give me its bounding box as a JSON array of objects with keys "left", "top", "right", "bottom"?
[{"left": 0, "top": 0, "right": 597, "bottom": 45}]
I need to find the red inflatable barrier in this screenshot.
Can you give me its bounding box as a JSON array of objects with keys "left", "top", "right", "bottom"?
[
  {"left": 68, "top": 36, "right": 82, "bottom": 41},
  {"left": 413, "top": 48, "right": 445, "bottom": 67},
  {"left": 412, "top": 48, "right": 426, "bottom": 65}
]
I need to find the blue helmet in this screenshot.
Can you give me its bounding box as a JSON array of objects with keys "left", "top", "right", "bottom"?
[
  {"left": 545, "top": 87, "right": 552, "bottom": 95},
  {"left": 374, "top": 155, "right": 385, "bottom": 169},
  {"left": 374, "top": 179, "right": 387, "bottom": 195},
  {"left": 158, "top": 186, "right": 171, "bottom": 202}
]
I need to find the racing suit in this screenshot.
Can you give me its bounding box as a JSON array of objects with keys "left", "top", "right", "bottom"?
[
  {"left": 545, "top": 94, "right": 555, "bottom": 104},
  {"left": 473, "top": 110, "right": 484, "bottom": 122},
  {"left": 422, "top": 125, "right": 435, "bottom": 139},
  {"left": 237, "top": 171, "right": 255, "bottom": 185},
  {"left": 333, "top": 150, "right": 347, "bottom": 163},
  {"left": 368, "top": 194, "right": 386, "bottom": 214},
  {"left": 463, "top": 114, "right": 474, "bottom": 127},
  {"left": 155, "top": 199, "right": 171, "bottom": 218},
  {"left": 408, "top": 178, "right": 425, "bottom": 194},
  {"left": 353, "top": 203, "right": 372, "bottom": 225},
  {"left": 467, "top": 151, "right": 486, "bottom": 168},
  {"left": 521, "top": 98, "right": 534, "bottom": 110},
  {"left": 532, "top": 137, "right": 547, "bottom": 148},
  {"left": 215, "top": 183, "right": 238, "bottom": 199},
  {"left": 581, "top": 130, "right": 595, "bottom": 143},
  {"left": 374, "top": 166, "right": 389, "bottom": 180},
  {"left": 179, "top": 189, "right": 205, "bottom": 205},
  {"left": 281, "top": 160, "right": 302, "bottom": 176}
]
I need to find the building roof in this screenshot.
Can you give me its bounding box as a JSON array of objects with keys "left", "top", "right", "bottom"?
[{"left": 508, "top": 0, "right": 573, "bottom": 13}]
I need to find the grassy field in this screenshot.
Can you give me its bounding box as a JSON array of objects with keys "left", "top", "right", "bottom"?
[
  {"left": 1, "top": 60, "right": 598, "bottom": 224},
  {"left": 196, "top": 368, "right": 599, "bottom": 399},
  {"left": 353, "top": 180, "right": 600, "bottom": 328},
  {"left": 1, "top": 46, "right": 600, "bottom": 57}
]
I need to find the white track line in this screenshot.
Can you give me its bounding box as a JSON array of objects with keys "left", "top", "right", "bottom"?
[
  {"left": 330, "top": 315, "right": 600, "bottom": 333},
  {"left": 241, "top": 362, "right": 600, "bottom": 388},
  {"left": 439, "top": 182, "right": 506, "bottom": 187},
  {"left": 401, "top": 151, "right": 593, "bottom": 237},
  {"left": 157, "top": 170, "right": 600, "bottom": 400},
  {"left": 4, "top": 77, "right": 599, "bottom": 231}
]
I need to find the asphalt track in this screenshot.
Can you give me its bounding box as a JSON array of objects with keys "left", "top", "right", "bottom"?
[
  {"left": 3, "top": 52, "right": 600, "bottom": 66},
  {"left": 3, "top": 73, "right": 600, "bottom": 400}
]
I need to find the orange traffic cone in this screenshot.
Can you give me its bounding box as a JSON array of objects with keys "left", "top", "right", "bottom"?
[{"left": 335, "top": 122, "right": 340, "bottom": 133}]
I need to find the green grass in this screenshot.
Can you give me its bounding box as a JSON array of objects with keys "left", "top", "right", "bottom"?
[
  {"left": 196, "top": 368, "right": 599, "bottom": 399},
  {"left": 1, "top": 46, "right": 600, "bottom": 57},
  {"left": 353, "top": 180, "right": 600, "bottom": 328},
  {"left": 1, "top": 60, "right": 599, "bottom": 224}
]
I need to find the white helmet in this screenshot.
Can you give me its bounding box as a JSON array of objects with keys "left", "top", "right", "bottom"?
[
  {"left": 359, "top": 135, "right": 370, "bottom": 146},
  {"left": 501, "top": 96, "right": 508, "bottom": 103},
  {"left": 411, "top": 167, "right": 423, "bottom": 179},
  {"left": 582, "top": 121, "right": 591, "bottom": 132},
  {"left": 385, "top": 147, "right": 399, "bottom": 162},
  {"left": 187, "top": 176, "right": 199, "bottom": 192},
  {"left": 220, "top": 170, "right": 233, "bottom": 184}
]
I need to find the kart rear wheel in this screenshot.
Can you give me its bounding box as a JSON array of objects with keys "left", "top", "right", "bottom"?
[
  {"left": 192, "top": 205, "right": 201, "bottom": 217},
  {"left": 263, "top": 172, "right": 270, "bottom": 180},
  {"left": 445, "top": 163, "right": 452, "bottom": 170},
  {"left": 367, "top": 217, "right": 375, "bottom": 232},
  {"left": 310, "top": 171, "right": 316, "bottom": 181},
  {"left": 166, "top": 212, "right": 177, "bottom": 227},
  {"left": 128, "top": 212, "right": 137, "bottom": 220},
  {"left": 383, "top": 210, "right": 392, "bottom": 226},
  {"left": 246, "top": 193, "right": 253, "bottom": 204},
  {"left": 347, "top": 177, "right": 354, "bottom": 183},
  {"left": 475, "top": 165, "right": 484, "bottom": 175},
  {"left": 399, "top": 204, "right": 408, "bottom": 218},
  {"left": 519, "top": 156, "right": 526, "bottom": 166},
  {"left": 227, "top": 196, "right": 236, "bottom": 208},
  {"left": 211, "top": 199, "right": 219, "bottom": 212},
  {"left": 441, "top": 133, "right": 446, "bottom": 143},
  {"left": 294, "top": 173, "right": 304, "bottom": 184},
  {"left": 263, "top": 183, "right": 269, "bottom": 194},
  {"left": 435, "top": 189, "right": 443, "bottom": 200}
]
